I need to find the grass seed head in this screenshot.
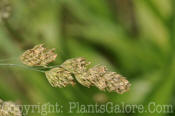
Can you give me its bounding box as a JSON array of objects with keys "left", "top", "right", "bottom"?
[
  {"left": 0, "top": 100, "right": 21, "bottom": 116},
  {"left": 60, "top": 57, "right": 131, "bottom": 94},
  {"left": 104, "top": 72, "right": 131, "bottom": 94},
  {"left": 73, "top": 64, "right": 131, "bottom": 94},
  {"left": 20, "top": 44, "right": 131, "bottom": 94},
  {"left": 87, "top": 65, "right": 107, "bottom": 90},
  {"left": 61, "top": 57, "right": 91, "bottom": 74},
  {"left": 20, "top": 44, "right": 57, "bottom": 67},
  {"left": 45, "top": 67, "right": 75, "bottom": 88},
  {"left": 74, "top": 72, "right": 92, "bottom": 87}
]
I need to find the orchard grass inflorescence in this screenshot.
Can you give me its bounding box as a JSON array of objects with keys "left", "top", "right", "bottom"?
[{"left": 20, "top": 44, "right": 131, "bottom": 94}]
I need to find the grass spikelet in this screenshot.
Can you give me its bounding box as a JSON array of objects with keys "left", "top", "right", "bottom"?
[
  {"left": 45, "top": 67, "right": 75, "bottom": 88},
  {"left": 104, "top": 72, "right": 131, "bottom": 94},
  {"left": 61, "top": 57, "right": 91, "bottom": 74},
  {"left": 20, "top": 44, "right": 57, "bottom": 67},
  {"left": 0, "top": 99, "right": 21, "bottom": 116},
  {"left": 74, "top": 72, "right": 92, "bottom": 87},
  {"left": 87, "top": 65, "right": 107, "bottom": 90}
]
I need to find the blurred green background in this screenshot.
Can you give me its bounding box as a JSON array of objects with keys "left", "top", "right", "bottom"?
[{"left": 0, "top": 0, "right": 175, "bottom": 116}]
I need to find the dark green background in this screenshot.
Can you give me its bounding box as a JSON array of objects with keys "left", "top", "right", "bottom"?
[{"left": 0, "top": 0, "right": 175, "bottom": 116}]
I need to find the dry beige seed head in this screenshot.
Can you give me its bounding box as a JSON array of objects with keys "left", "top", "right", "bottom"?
[
  {"left": 87, "top": 65, "right": 107, "bottom": 90},
  {"left": 20, "top": 44, "right": 57, "bottom": 67},
  {"left": 0, "top": 0, "right": 11, "bottom": 22},
  {"left": 45, "top": 67, "right": 75, "bottom": 88},
  {"left": 74, "top": 64, "right": 131, "bottom": 94},
  {"left": 61, "top": 57, "right": 91, "bottom": 74},
  {"left": 74, "top": 72, "right": 92, "bottom": 87},
  {"left": 0, "top": 100, "right": 21, "bottom": 116},
  {"left": 104, "top": 72, "right": 131, "bottom": 94}
]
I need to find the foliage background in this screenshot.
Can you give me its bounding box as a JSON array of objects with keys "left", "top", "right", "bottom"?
[{"left": 0, "top": 0, "right": 175, "bottom": 116}]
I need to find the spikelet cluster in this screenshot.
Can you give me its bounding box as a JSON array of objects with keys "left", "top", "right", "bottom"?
[
  {"left": 20, "top": 44, "right": 131, "bottom": 94},
  {"left": 87, "top": 65, "right": 107, "bottom": 90},
  {"left": 0, "top": 99, "right": 21, "bottom": 116},
  {"left": 45, "top": 67, "right": 75, "bottom": 88},
  {"left": 61, "top": 57, "right": 91, "bottom": 74},
  {"left": 20, "top": 44, "right": 57, "bottom": 67},
  {"left": 60, "top": 58, "right": 131, "bottom": 94},
  {"left": 61, "top": 57, "right": 92, "bottom": 87},
  {"left": 0, "top": 0, "right": 11, "bottom": 22}
]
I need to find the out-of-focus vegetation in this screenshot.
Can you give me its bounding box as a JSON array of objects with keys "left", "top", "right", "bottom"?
[{"left": 0, "top": 0, "right": 175, "bottom": 116}]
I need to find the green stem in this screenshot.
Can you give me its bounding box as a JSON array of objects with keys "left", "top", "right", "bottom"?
[{"left": 0, "top": 63, "right": 45, "bottom": 73}]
